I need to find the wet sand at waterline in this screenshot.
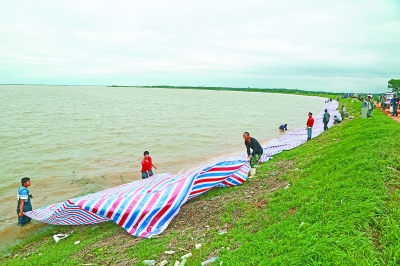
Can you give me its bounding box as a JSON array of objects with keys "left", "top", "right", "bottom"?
[{"left": 0, "top": 86, "right": 325, "bottom": 249}]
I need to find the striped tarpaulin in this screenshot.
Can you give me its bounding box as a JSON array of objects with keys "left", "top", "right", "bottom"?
[{"left": 26, "top": 101, "right": 339, "bottom": 238}]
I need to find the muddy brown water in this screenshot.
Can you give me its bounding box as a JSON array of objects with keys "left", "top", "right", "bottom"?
[{"left": 0, "top": 85, "right": 325, "bottom": 249}]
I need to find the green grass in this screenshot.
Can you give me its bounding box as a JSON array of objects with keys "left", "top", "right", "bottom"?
[{"left": 1, "top": 98, "right": 400, "bottom": 265}]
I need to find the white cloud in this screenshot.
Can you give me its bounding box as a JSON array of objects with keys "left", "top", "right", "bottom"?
[{"left": 0, "top": 0, "right": 399, "bottom": 91}]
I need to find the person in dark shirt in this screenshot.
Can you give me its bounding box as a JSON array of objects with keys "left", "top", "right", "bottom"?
[
  {"left": 323, "top": 109, "right": 330, "bottom": 131},
  {"left": 243, "top": 132, "right": 263, "bottom": 178},
  {"left": 391, "top": 95, "right": 398, "bottom": 116},
  {"left": 279, "top": 124, "right": 287, "bottom": 131}
]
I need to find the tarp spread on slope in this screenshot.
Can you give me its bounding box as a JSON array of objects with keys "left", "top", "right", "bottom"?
[{"left": 26, "top": 101, "right": 339, "bottom": 238}]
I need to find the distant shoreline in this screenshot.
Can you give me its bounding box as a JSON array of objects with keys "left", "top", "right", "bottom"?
[
  {"left": 108, "top": 85, "right": 341, "bottom": 96},
  {"left": 1, "top": 84, "right": 382, "bottom": 95}
]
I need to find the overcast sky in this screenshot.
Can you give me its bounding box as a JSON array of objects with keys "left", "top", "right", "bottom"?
[{"left": 1, "top": 0, "right": 399, "bottom": 92}]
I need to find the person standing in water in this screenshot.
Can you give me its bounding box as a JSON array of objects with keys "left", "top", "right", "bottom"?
[
  {"left": 279, "top": 124, "right": 287, "bottom": 131},
  {"left": 243, "top": 132, "right": 263, "bottom": 178},
  {"left": 17, "top": 177, "right": 32, "bottom": 226},
  {"left": 141, "top": 151, "right": 157, "bottom": 179}
]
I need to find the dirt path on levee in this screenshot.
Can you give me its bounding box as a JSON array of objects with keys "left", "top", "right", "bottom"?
[{"left": 377, "top": 103, "right": 400, "bottom": 123}]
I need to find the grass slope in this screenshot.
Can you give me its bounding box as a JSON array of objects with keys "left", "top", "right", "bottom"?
[
  {"left": 220, "top": 103, "right": 400, "bottom": 265},
  {"left": 1, "top": 98, "right": 400, "bottom": 265}
]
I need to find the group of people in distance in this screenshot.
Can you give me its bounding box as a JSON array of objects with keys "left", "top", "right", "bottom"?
[
  {"left": 360, "top": 95, "right": 375, "bottom": 118},
  {"left": 244, "top": 111, "right": 319, "bottom": 179},
  {"left": 380, "top": 94, "right": 399, "bottom": 117},
  {"left": 142, "top": 109, "right": 327, "bottom": 183},
  {"left": 234, "top": 96, "right": 381, "bottom": 181}
]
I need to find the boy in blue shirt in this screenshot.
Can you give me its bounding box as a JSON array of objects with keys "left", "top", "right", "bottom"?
[
  {"left": 17, "top": 177, "right": 32, "bottom": 226},
  {"left": 278, "top": 124, "right": 287, "bottom": 131}
]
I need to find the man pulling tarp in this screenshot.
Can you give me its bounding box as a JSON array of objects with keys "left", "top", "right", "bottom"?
[{"left": 243, "top": 132, "right": 263, "bottom": 178}]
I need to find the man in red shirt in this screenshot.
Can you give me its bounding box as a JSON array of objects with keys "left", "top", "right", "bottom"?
[
  {"left": 306, "top": 112, "right": 314, "bottom": 141},
  {"left": 141, "top": 151, "right": 157, "bottom": 179}
]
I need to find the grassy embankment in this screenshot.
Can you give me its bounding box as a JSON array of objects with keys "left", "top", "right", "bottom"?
[{"left": 1, "top": 97, "right": 400, "bottom": 265}]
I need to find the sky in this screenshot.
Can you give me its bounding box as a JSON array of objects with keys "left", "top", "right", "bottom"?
[{"left": 0, "top": 0, "right": 399, "bottom": 92}]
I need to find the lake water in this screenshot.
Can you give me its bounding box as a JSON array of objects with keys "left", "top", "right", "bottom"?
[{"left": 0, "top": 85, "right": 325, "bottom": 249}]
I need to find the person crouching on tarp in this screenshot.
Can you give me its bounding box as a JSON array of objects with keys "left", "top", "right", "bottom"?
[
  {"left": 279, "top": 124, "right": 287, "bottom": 131},
  {"left": 17, "top": 177, "right": 33, "bottom": 226},
  {"left": 141, "top": 151, "right": 157, "bottom": 179},
  {"left": 333, "top": 115, "right": 342, "bottom": 124},
  {"left": 243, "top": 132, "right": 263, "bottom": 178}
]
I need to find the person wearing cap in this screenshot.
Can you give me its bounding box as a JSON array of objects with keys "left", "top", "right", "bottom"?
[
  {"left": 323, "top": 109, "right": 330, "bottom": 131},
  {"left": 366, "top": 95, "right": 374, "bottom": 118},
  {"left": 390, "top": 95, "right": 398, "bottom": 116},
  {"left": 141, "top": 151, "right": 157, "bottom": 179},
  {"left": 243, "top": 132, "right": 263, "bottom": 178}
]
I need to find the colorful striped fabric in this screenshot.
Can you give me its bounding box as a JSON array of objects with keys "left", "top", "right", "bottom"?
[{"left": 26, "top": 101, "right": 339, "bottom": 238}]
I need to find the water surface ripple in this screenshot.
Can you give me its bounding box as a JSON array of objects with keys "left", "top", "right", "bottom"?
[{"left": 0, "top": 85, "right": 325, "bottom": 248}]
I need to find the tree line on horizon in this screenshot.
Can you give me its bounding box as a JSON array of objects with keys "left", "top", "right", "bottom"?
[{"left": 109, "top": 85, "right": 384, "bottom": 96}]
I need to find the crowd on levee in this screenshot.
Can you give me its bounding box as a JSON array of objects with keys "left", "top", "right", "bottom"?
[
  {"left": 15, "top": 95, "right": 397, "bottom": 227},
  {"left": 380, "top": 94, "right": 399, "bottom": 117}
]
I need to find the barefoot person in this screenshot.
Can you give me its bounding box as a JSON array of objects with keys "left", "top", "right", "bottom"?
[
  {"left": 141, "top": 151, "right": 157, "bottom": 179},
  {"left": 243, "top": 132, "right": 263, "bottom": 178},
  {"left": 17, "top": 177, "right": 33, "bottom": 226}
]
